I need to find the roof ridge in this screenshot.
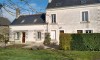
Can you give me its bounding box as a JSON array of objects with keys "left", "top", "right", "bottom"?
[{"left": 19, "top": 13, "right": 45, "bottom": 17}]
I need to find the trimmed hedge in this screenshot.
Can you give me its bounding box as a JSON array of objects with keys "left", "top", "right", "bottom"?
[
  {"left": 59, "top": 33, "right": 100, "bottom": 51},
  {"left": 59, "top": 33, "right": 72, "bottom": 50}
]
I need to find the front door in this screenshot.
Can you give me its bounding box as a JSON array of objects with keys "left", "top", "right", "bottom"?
[
  {"left": 22, "top": 32, "right": 25, "bottom": 43},
  {"left": 50, "top": 30, "right": 56, "bottom": 40}
]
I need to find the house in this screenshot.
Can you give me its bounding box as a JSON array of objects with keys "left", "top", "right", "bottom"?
[
  {"left": 9, "top": 0, "right": 100, "bottom": 45},
  {"left": 46, "top": 0, "right": 100, "bottom": 44},
  {"left": 9, "top": 14, "right": 48, "bottom": 44}
]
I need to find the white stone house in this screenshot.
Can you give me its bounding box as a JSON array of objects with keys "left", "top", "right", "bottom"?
[
  {"left": 46, "top": 0, "right": 100, "bottom": 44},
  {"left": 9, "top": 14, "right": 48, "bottom": 44},
  {"left": 9, "top": 0, "right": 100, "bottom": 44}
]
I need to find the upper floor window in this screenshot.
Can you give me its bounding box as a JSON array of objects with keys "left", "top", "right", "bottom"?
[
  {"left": 85, "top": 30, "right": 93, "bottom": 33},
  {"left": 51, "top": 14, "right": 56, "bottom": 23},
  {"left": 82, "top": 11, "right": 89, "bottom": 22}
]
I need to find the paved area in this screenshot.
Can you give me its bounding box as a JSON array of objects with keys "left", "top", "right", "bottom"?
[{"left": 0, "top": 42, "right": 58, "bottom": 49}]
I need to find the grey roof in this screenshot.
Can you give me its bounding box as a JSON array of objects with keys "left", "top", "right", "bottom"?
[
  {"left": 47, "top": 0, "right": 100, "bottom": 9},
  {"left": 11, "top": 13, "right": 46, "bottom": 25},
  {"left": 0, "top": 17, "right": 11, "bottom": 26}
]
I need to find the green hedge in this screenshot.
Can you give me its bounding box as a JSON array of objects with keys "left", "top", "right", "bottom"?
[
  {"left": 59, "top": 33, "right": 100, "bottom": 51},
  {"left": 59, "top": 33, "right": 72, "bottom": 50}
]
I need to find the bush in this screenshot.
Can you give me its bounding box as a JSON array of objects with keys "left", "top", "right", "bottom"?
[
  {"left": 59, "top": 33, "right": 100, "bottom": 51},
  {"left": 71, "top": 34, "right": 87, "bottom": 51},
  {"left": 43, "top": 33, "right": 51, "bottom": 45},
  {"left": 59, "top": 33, "right": 72, "bottom": 50}
]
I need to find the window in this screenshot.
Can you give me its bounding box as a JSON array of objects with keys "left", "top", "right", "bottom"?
[
  {"left": 21, "top": 20, "right": 25, "bottom": 23},
  {"left": 56, "top": 3, "right": 61, "bottom": 6},
  {"left": 14, "top": 32, "right": 20, "bottom": 40},
  {"left": 77, "top": 30, "right": 83, "bottom": 34},
  {"left": 85, "top": 30, "right": 93, "bottom": 33},
  {"left": 51, "top": 14, "right": 56, "bottom": 23},
  {"left": 81, "top": 0, "right": 87, "bottom": 4},
  {"left": 37, "top": 32, "right": 41, "bottom": 40},
  {"left": 82, "top": 11, "right": 88, "bottom": 22},
  {"left": 60, "top": 30, "right": 64, "bottom": 34}
]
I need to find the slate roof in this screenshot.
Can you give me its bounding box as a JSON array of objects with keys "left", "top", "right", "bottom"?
[
  {"left": 47, "top": 0, "right": 100, "bottom": 9},
  {"left": 0, "top": 17, "right": 11, "bottom": 26},
  {"left": 11, "top": 13, "right": 46, "bottom": 25}
]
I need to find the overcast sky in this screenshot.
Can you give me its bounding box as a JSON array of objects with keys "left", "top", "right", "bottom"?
[{"left": 0, "top": 0, "right": 48, "bottom": 22}]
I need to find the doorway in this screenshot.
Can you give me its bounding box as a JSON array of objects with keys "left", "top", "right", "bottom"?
[{"left": 22, "top": 32, "right": 25, "bottom": 43}]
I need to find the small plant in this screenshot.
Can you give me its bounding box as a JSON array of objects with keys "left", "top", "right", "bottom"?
[{"left": 43, "top": 33, "right": 51, "bottom": 45}]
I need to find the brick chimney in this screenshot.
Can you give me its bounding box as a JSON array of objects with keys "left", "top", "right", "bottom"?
[{"left": 16, "top": 8, "right": 20, "bottom": 18}]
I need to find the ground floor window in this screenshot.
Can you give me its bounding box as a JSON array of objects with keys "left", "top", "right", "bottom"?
[
  {"left": 14, "top": 32, "right": 20, "bottom": 40},
  {"left": 85, "top": 30, "right": 93, "bottom": 33},
  {"left": 60, "top": 30, "right": 64, "bottom": 34},
  {"left": 77, "top": 30, "right": 83, "bottom": 34},
  {"left": 37, "top": 31, "right": 41, "bottom": 40}
]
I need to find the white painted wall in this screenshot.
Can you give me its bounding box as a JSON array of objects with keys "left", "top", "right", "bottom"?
[{"left": 9, "top": 25, "right": 47, "bottom": 44}]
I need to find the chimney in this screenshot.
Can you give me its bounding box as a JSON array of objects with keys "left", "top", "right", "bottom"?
[
  {"left": 16, "top": 8, "right": 20, "bottom": 18},
  {"left": 49, "top": 0, "right": 52, "bottom": 3}
]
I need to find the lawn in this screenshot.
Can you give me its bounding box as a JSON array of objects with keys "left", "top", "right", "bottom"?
[{"left": 0, "top": 47, "right": 100, "bottom": 60}]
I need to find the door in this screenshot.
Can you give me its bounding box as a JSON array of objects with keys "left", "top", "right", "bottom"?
[
  {"left": 50, "top": 30, "right": 56, "bottom": 40},
  {"left": 22, "top": 32, "right": 25, "bottom": 43}
]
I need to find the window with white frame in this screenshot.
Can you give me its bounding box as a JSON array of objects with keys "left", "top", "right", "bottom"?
[
  {"left": 14, "top": 32, "right": 20, "bottom": 40},
  {"left": 82, "top": 11, "right": 89, "bottom": 22},
  {"left": 51, "top": 14, "right": 56, "bottom": 23},
  {"left": 85, "top": 30, "right": 93, "bottom": 33}
]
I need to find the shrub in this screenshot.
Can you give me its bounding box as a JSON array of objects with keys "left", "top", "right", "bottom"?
[
  {"left": 71, "top": 34, "right": 87, "bottom": 51},
  {"left": 59, "top": 33, "right": 100, "bottom": 51},
  {"left": 59, "top": 33, "right": 72, "bottom": 50},
  {"left": 43, "top": 33, "right": 51, "bottom": 45}
]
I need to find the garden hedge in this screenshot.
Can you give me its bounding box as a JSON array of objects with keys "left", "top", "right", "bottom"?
[{"left": 59, "top": 33, "right": 100, "bottom": 51}]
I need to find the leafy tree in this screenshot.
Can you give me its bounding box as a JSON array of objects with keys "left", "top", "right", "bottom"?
[
  {"left": 43, "top": 33, "right": 51, "bottom": 45},
  {"left": 0, "top": 27, "right": 9, "bottom": 47}
]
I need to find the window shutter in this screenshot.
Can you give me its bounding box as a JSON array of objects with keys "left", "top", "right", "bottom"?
[
  {"left": 82, "top": 12, "right": 84, "bottom": 21},
  {"left": 41, "top": 32, "right": 44, "bottom": 39},
  {"left": 85, "top": 11, "right": 88, "bottom": 21},
  {"left": 33, "top": 31, "right": 36, "bottom": 39}
]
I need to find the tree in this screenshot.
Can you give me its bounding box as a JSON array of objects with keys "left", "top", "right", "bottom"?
[
  {"left": 0, "top": 17, "right": 10, "bottom": 48},
  {"left": 43, "top": 33, "right": 51, "bottom": 45}
]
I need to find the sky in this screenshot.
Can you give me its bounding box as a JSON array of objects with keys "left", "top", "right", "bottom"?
[{"left": 0, "top": 0, "right": 48, "bottom": 22}]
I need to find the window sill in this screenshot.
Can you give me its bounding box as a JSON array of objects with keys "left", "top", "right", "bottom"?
[
  {"left": 50, "top": 23, "right": 57, "bottom": 25},
  {"left": 80, "top": 21, "right": 90, "bottom": 23},
  {"left": 14, "top": 39, "right": 19, "bottom": 40}
]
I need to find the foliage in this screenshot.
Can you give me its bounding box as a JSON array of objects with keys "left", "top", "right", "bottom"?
[
  {"left": 0, "top": 27, "right": 9, "bottom": 47},
  {"left": 60, "top": 33, "right": 100, "bottom": 51},
  {"left": 43, "top": 33, "right": 51, "bottom": 45},
  {"left": 71, "top": 34, "right": 87, "bottom": 51},
  {"left": 59, "top": 33, "right": 72, "bottom": 50}
]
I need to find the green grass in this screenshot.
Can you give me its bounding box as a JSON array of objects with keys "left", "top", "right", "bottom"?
[{"left": 0, "top": 48, "right": 100, "bottom": 60}]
